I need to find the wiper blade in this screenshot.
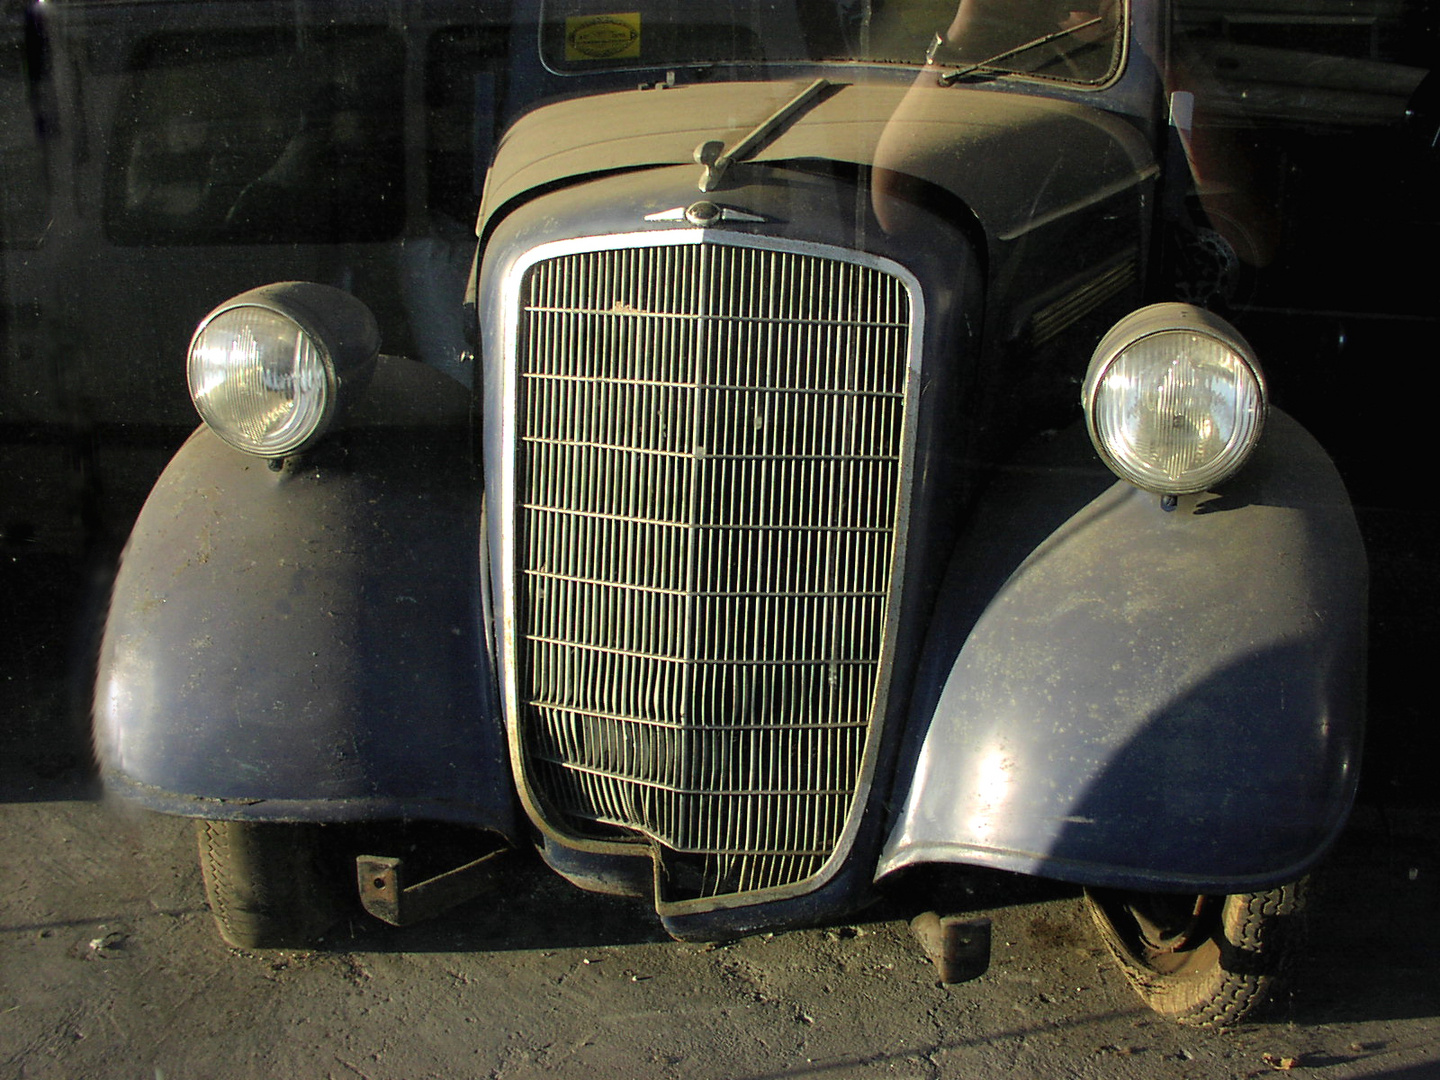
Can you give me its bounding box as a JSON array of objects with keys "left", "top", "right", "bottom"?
[{"left": 934, "top": 15, "right": 1102, "bottom": 86}]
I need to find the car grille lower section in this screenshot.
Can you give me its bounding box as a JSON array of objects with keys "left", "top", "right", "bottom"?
[{"left": 509, "top": 234, "right": 916, "bottom": 903}]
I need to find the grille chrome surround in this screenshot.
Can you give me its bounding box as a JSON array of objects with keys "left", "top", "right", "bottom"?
[{"left": 500, "top": 231, "right": 922, "bottom": 905}]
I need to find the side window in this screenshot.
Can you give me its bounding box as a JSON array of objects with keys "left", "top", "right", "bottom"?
[
  {"left": 1171, "top": 0, "right": 1429, "bottom": 129},
  {"left": 104, "top": 26, "right": 405, "bottom": 246},
  {"left": 1168, "top": 0, "right": 1433, "bottom": 273},
  {"left": 1165, "top": 0, "right": 1436, "bottom": 424}
]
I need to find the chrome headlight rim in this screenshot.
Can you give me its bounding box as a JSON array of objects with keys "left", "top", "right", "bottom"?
[
  {"left": 1083, "top": 303, "right": 1267, "bottom": 496},
  {"left": 186, "top": 282, "right": 379, "bottom": 459}
]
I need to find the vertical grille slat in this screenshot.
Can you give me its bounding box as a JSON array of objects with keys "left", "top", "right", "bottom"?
[{"left": 512, "top": 238, "right": 914, "bottom": 901}]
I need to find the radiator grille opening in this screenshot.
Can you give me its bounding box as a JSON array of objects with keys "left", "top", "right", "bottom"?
[{"left": 512, "top": 238, "right": 914, "bottom": 900}]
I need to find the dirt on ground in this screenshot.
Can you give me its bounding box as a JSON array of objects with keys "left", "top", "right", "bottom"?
[
  {"left": 1, "top": 785, "right": 1438, "bottom": 1080},
  {"left": 2, "top": 516, "right": 1438, "bottom": 1080}
]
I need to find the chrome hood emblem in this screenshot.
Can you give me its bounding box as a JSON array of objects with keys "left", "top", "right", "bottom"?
[{"left": 645, "top": 201, "right": 767, "bottom": 226}]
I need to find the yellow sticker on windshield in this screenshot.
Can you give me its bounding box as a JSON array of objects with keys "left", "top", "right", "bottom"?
[{"left": 565, "top": 14, "right": 641, "bottom": 60}]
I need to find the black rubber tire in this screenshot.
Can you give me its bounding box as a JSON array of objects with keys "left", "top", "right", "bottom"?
[
  {"left": 1084, "top": 880, "right": 1307, "bottom": 1027},
  {"left": 196, "top": 820, "right": 344, "bottom": 949}
]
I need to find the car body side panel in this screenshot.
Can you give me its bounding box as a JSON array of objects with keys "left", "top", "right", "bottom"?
[
  {"left": 94, "top": 357, "right": 516, "bottom": 831},
  {"left": 878, "top": 409, "right": 1366, "bottom": 892}
]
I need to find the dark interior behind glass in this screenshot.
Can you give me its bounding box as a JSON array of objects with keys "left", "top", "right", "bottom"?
[{"left": 104, "top": 26, "right": 405, "bottom": 246}]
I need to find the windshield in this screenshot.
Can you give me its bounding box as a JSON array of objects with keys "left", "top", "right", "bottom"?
[{"left": 540, "top": 0, "right": 1125, "bottom": 84}]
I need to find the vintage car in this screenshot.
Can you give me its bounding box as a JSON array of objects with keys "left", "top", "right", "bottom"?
[{"left": 95, "top": 0, "right": 1378, "bottom": 1026}]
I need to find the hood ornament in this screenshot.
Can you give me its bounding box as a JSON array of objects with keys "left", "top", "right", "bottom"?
[{"left": 645, "top": 202, "right": 766, "bottom": 226}]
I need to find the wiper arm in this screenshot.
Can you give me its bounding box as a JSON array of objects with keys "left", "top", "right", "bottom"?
[
  {"left": 933, "top": 15, "right": 1102, "bottom": 86},
  {"left": 693, "top": 78, "right": 833, "bottom": 192}
]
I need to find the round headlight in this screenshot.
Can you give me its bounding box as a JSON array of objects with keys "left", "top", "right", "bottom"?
[
  {"left": 1083, "top": 304, "right": 1266, "bottom": 495},
  {"left": 187, "top": 282, "right": 378, "bottom": 458}
]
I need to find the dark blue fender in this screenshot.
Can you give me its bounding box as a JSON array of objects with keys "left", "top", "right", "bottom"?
[
  {"left": 877, "top": 410, "right": 1365, "bottom": 892},
  {"left": 95, "top": 356, "right": 517, "bottom": 835}
]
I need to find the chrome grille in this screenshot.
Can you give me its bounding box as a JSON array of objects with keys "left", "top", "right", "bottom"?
[{"left": 511, "top": 237, "right": 914, "bottom": 900}]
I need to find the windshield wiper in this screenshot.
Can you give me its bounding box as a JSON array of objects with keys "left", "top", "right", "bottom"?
[
  {"left": 693, "top": 78, "right": 833, "bottom": 192},
  {"left": 934, "top": 15, "right": 1103, "bottom": 86}
]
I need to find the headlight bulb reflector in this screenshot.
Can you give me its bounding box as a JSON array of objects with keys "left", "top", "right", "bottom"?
[
  {"left": 1084, "top": 305, "right": 1266, "bottom": 495},
  {"left": 185, "top": 282, "right": 378, "bottom": 459},
  {"left": 188, "top": 306, "right": 333, "bottom": 457}
]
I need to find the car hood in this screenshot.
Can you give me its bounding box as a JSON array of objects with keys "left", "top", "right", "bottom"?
[{"left": 478, "top": 79, "right": 1157, "bottom": 244}]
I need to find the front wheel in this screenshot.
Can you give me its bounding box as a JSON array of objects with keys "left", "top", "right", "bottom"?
[
  {"left": 196, "top": 820, "right": 345, "bottom": 949},
  {"left": 1084, "top": 880, "right": 1307, "bottom": 1026}
]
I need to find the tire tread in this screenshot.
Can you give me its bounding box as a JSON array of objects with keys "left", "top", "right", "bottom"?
[
  {"left": 196, "top": 820, "right": 342, "bottom": 949},
  {"left": 1085, "top": 880, "right": 1306, "bottom": 1027}
]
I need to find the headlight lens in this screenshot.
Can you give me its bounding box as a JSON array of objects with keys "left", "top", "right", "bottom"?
[
  {"left": 188, "top": 306, "right": 333, "bottom": 457},
  {"left": 1084, "top": 304, "right": 1266, "bottom": 495},
  {"left": 186, "top": 283, "right": 378, "bottom": 458}
]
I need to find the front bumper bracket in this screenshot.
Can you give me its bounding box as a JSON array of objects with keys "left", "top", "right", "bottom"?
[{"left": 357, "top": 849, "right": 509, "bottom": 927}]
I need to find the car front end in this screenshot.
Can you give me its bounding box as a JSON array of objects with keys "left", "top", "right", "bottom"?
[{"left": 94, "top": 0, "right": 1366, "bottom": 1025}]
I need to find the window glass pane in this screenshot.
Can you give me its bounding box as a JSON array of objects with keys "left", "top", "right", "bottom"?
[
  {"left": 539, "top": 0, "right": 1124, "bottom": 84},
  {"left": 1173, "top": 0, "right": 1428, "bottom": 127},
  {"left": 105, "top": 26, "right": 405, "bottom": 246}
]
